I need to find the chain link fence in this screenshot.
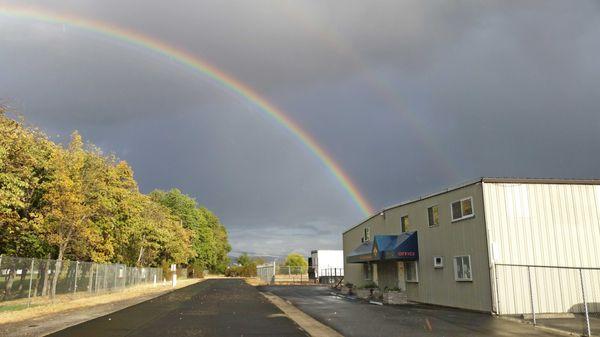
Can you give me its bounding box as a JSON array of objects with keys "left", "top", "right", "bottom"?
[
  {"left": 256, "top": 264, "right": 310, "bottom": 284},
  {"left": 494, "top": 263, "right": 600, "bottom": 336},
  {"left": 0, "top": 255, "right": 165, "bottom": 310}
]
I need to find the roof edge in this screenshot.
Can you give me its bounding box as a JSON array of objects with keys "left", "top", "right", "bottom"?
[{"left": 343, "top": 177, "right": 600, "bottom": 235}]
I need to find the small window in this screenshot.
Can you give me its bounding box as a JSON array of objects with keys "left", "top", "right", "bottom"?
[
  {"left": 428, "top": 206, "right": 439, "bottom": 227},
  {"left": 454, "top": 255, "right": 472, "bottom": 281},
  {"left": 401, "top": 215, "right": 410, "bottom": 232},
  {"left": 364, "top": 227, "right": 371, "bottom": 242},
  {"left": 364, "top": 263, "right": 372, "bottom": 280},
  {"left": 433, "top": 256, "right": 443, "bottom": 268},
  {"left": 451, "top": 197, "right": 474, "bottom": 221},
  {"left": 405, "top": 261, "right": 419, "bottom": 282}
]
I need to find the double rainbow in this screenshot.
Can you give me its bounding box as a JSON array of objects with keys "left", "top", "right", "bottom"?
[{"left": 0, "top": 5, "right": 374, "bottom": 215}]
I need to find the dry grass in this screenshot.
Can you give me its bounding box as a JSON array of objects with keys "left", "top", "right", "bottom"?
[{"left": 0, "top": 278, "right": 201, "bottom": 324}]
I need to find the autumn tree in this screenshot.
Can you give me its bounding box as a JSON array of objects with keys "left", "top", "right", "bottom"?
[
  {"left": 0, "top": 111, "right": 230, "bottom": 295},
  {"left": 0, "top": 110, "right": 53, "bottom": 258}
]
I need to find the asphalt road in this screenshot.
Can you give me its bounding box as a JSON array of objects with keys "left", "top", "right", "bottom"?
[
  {"left": 260, "top": 285, "right": 565, "bottom": 337},
  {"left": 49, "top": 279, "right": 308, "bottom": 337}
]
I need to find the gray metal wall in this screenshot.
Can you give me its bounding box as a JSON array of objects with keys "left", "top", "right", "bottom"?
[
  {"left": 343, "top": 182, "right": 493, "bottom": 312},
  {"left": 483, "top": 182, "right": 600, "bottom": 315}
]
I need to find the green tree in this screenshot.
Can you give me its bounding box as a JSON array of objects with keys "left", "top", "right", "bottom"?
[
  {"left": 237, "top": 253, "right": 252, "bottom": 267},
  {"left": 150, "top": 189, "right": 231, "bottom": 273},
  {"left": 284, "top": 253, "right": 308, "bottom": 274}
]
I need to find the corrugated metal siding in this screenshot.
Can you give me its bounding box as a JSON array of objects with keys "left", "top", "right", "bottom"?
[{"left": 483, "top": 183, "right": 600, "bottom": 314}]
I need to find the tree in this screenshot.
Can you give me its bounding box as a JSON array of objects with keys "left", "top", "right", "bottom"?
[
  {"left": 41, "top": 132, "right": 93, "bottom": 297},
  {"left": 237, "top": 253, "right": 252, "bottom": 267},
  {"left": 150, "top": 189, "right": 231, "bottom": 273},
  {"left": 284, "top": 253, "right": 308, "bottom": 274},
  {"left": 0, "top": 111, "right": 226, "bottom": 291}
]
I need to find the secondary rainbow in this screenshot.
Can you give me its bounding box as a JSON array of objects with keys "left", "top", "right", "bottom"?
[{"left": 0, "top": 5, "right": 374, "bottom": 215}]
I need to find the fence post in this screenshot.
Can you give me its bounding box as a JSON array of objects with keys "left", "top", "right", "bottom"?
[
  {"left": 114, "top": 265, "right": 118, "bottom": 291},
  {"left": 27, "top": 258, "right": 35, "bottom": 307},
  {"left": 74, "top": 261, "right": 79, "bottom": 294},
  {"left": 94, "top": 263, "right": 99, "bottom": 293},
  {"left": 527, "top": 266, "right": 536, "bottom": 326},
  {"left": 579, "top": 268, "right": 591, "bottom": 337}
]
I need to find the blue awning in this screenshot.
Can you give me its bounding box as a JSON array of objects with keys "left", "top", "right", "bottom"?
[
  {"left": 383, "top": 231, "right": 419, "bottom": 261},
  {"left": 347, "top": 231, "right": 419, "bottom": 263},
  {"left": 346, "top": 240, "right": 377, "bottom": 263}
]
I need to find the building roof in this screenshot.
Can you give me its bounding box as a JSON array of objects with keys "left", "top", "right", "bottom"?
[{"left": 343, "top": 177, "right": 600, "bottom": 235}]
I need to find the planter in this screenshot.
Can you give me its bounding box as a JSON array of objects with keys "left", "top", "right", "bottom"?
[
  {"left": 383, "top": 290, "right": 408, "bottom": 304},
  {"left": 354, "top": 288, "right": 372, "bottom": 299}
]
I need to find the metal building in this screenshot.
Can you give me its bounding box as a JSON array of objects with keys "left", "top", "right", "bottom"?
[{"left": 342, "top": 178, "right": 600, "bottom": 315}]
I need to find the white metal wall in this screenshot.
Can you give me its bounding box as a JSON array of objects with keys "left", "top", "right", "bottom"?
[
  {"left": 312, "top": 250, "right": 344, "bottom": 278},
  {"left": 483, "top": 183, "right": 600, "bottom": 314}
]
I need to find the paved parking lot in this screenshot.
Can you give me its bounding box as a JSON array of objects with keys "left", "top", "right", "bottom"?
[{"left": 260, "top": 285, "right": 565, "bottom": 337}]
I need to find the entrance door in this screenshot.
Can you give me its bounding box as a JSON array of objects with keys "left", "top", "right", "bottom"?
[{"left": 397, "top": 262, "right": 406, "bottom": 291}]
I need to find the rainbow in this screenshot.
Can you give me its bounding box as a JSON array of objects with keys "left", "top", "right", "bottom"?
[
  {"left": 0, "top": 4, "right": 375, "bottom": 215},
  {"left": 282, "top": 3, "right": 459, "bottom": 181}
]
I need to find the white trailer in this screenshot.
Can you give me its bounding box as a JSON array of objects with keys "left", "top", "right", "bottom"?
[{"left": 311, "top": 250, "right": 344, "bottom": 278}]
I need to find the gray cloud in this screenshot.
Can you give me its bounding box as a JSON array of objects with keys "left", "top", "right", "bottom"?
[{"left": 1, "top": 0, "right": 599, "bottom": 256}]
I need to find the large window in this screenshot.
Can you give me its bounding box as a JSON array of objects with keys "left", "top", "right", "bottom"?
[
  {"left": 405, "top": 261, "right": 418, "bottom": 282},
  {"left": 364, "top": 227, "right": 371, "bottom": 242},
  {"left": 453, "top": 255, "right": 472, "bottom": 281},
  {"left": 401, "top": 215, "right": 410, "bottom": 232},
  {"left": 451, "top": 197, "right": 474, "bottom": 221},
  {"left": 427, "top": 205, "right": 439, "bottom": 227}
]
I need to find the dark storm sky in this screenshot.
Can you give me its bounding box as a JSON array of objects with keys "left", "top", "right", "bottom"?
[{"left": 1, "top": 1, "right": 599, "bottom": 257}]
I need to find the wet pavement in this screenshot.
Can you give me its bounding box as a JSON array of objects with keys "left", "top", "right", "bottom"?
[
  {"left": 49, "top": 279, "right": 308, "bottom": 337},
  {"left": 260, "top": 285, "right": 565, "bottom": 337},
  {"left": 536, "top": 314, "right": 599, "bottom": 336}
]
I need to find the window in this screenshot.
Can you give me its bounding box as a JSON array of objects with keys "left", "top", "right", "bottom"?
[
  {"left": 427, "top": 205, "right": 439, "bottom": 227},
  {"left": 451, "top": 197, "right": 474, "bottom": 221},
  {"left": 364, "top": 227, "right": 371, "bottom": 242},
  {"left": 405, "top": 261, "right": 418, "bottom": 282},
  {"left": 401, "top": 215, "right": 410, "bottom": 232},
  {"left": 453, "top": 255, "right": 472, "bottom": 281},
  {"left": 364, "top": 263, "right": 372, "bottom": 280},
  {"left": 433, "top": 256, "right": 443, "bottom": 268}
]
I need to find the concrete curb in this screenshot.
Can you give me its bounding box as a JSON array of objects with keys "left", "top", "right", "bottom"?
[{"left": 260, "top": 291, "right": 343, "bottom": 337}]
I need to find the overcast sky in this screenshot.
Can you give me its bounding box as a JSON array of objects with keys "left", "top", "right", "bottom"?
[{"left": 1, "top": 1, "right": 599, "bottom": 258}]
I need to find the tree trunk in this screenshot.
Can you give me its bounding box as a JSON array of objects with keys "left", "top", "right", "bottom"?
[
  {"left": 41, "top": 256, "right": 51, "bottom": 296},
  {"left": 33, "top": 261, "right": 46, "bottom": 298},
  {"left": 2, "top": 263, "right": 16, "bottom": 301},
  {"left": 50, "top": 247, "right": 65, "bottom": 299},
  {"left": 16, "top": 264, "right": 28, "bottom": 294},
  {"left": 136, "top": 245, "right": 145, "bottom": 267}
]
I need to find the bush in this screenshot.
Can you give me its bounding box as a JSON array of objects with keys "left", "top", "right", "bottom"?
[
  {"left": 224, "top": 264, "right": 257, "bottom": 277},
  {"left": 358, "top": 281, "right": 378, "bottom": 289}
]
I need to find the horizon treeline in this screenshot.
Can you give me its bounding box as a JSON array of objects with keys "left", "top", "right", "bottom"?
[{"left": 0, "top": 108, "right": 231, "bottom": 273}]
